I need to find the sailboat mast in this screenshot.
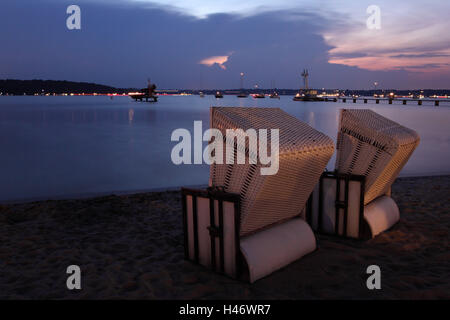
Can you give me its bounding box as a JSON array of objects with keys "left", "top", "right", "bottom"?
[{"left": 301, "top": 69, "right": 309, "bottom": 90}]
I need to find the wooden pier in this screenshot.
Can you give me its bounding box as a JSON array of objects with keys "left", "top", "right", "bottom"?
[{"left": 322, "top": 97, "right": 449, "bottom": 106}]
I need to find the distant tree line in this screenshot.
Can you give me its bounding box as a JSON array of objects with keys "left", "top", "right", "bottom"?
[{"left": 0, "top": 79, "right": 135, "bottom": 95}]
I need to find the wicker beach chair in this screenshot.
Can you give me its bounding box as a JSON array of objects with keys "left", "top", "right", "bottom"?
[
  {"left": 182, "top": 107, "right": 334, "bottom": 282},
  {"left": 308, "top": 109, "right": 420, "bottom": 239}
]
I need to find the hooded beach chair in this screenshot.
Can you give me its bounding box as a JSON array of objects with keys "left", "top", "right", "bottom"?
[
  {"left": 182, "top": 107, "right": 334, "bottom": 282},
  {"left": 307, "top": 109, "right": 420, "bottom": 239}
]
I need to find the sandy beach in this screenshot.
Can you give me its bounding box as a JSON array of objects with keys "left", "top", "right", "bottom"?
[{"left": 0, "top": 175, "right": 449, "bottom": 300}]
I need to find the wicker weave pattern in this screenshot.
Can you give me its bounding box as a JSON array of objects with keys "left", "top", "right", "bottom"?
[
  {"left": 210, "top": 107, "right": 334, "bottom": 236},
  {"left": 335, "top": 109, "right": 420, "bottom": 204}
]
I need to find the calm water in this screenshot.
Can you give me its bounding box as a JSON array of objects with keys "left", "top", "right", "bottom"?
[{"left": 0, "top": 95, "right": 449, "bottom": 202}]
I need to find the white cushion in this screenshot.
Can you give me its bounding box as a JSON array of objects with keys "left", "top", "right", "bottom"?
[{"left": 364, "top": 196, "right": 400, "bottom": 237}]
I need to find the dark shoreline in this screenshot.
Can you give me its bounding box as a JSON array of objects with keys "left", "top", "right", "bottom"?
[
  {"left": 1, "top": 80, "right": 450, "bottom": 97},
  {"left": 0, "top": 175, "right": 449, "bottom": 299},
  {"left": 2, "top": 174, "right": 449, "bottom": 205}
]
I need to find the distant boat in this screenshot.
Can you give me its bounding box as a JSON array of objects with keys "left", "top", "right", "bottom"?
[
  {"left": 269, "top": 92, "right": 280, "bottom": 99},
  {"left": 237, "top": 93, "right": 248, "bottom": 98},
  {"left": 199, "top": 91, "right": 205, "bottom": 98},
  {"left": 293, "top": 91, "right": 324, "bottom": 101},
  {"left": 269, "top": 80, "right": 279, "bottom": 99},
  {"left": 293, "top": 93, "right": 303, "bottom": 101},
  {"left": 293, "top": 69, "right": 324, "bottom": 102},
  {"left": 129, "top": 79, "right": 158, "bottom": 102},
  {"left": 253, "top": 93, "right": 265, "bottom": 99},
  {"left": 215, "top": 91, "right": 224, "bottom": 98}
]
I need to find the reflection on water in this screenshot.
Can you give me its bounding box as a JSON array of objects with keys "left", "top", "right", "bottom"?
[
  {"left": 128, "top": 108, "right": 134, "bottom": 125},
  {"left": 0, "top": 95, "right": 449, "bottom": 202}
]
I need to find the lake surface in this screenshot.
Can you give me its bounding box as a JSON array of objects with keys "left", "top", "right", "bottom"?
[{"left": 0, "top": 95, "right": 449, "bottom": 202}]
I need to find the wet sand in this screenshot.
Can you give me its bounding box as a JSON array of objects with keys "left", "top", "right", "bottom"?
[{"left": 0, "top": 176, "right": 449, "bottom": 299}]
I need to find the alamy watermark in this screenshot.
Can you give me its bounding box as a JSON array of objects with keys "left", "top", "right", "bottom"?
[
  {"left": 66, "top": 265, "right": 81, "bottom": 290},
  {"left": 171, "top": 121, "right": 280, "bottom": 176},
  {"left": 366, "top": 5, "right": 381, "bottom": 30},
  {"left": 366, "top": 265, "right": 381, "bottom": 290},
  {"left": 66, "top": 5, "right": 81, "bottom": 30}
]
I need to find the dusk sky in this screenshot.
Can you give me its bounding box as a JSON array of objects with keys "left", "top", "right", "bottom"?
[{"left": 1, "top": 0, "right": 449, "bottom": 89}]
